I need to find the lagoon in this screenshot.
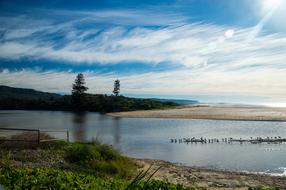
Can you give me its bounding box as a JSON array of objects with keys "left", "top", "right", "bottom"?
[{"left": 0, "top": 110, "right": 286, "bottom": 176}]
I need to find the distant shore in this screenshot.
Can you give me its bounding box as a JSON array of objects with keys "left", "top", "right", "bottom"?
[
  {"left": 134, "top": 158, "right": 286, "bottom": 189},
  {"left": 107, "top": 105, "right": 286, "bottom": 121}
]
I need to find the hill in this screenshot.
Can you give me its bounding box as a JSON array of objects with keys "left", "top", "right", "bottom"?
[{"left": 0, "top": 85, "right": 61, "bottom": 99}]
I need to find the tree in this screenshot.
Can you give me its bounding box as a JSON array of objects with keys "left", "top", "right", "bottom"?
[
  {"left": 72, "top": 73, "right": 88, "bottom": 110},
  {"left": 113, "top": 79, "right": 120, "bottom": 96}
]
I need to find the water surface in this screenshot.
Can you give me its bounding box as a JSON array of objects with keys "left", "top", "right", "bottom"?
[{"left": 0, "top": 110, "right": 286, "bottom": 175}]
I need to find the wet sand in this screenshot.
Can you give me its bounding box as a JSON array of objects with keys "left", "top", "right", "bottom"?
[
  {"left": 108, "top": 105, "right": 286, "bottom": 121},
  {"left": 133, "top": 158, "right": 286, "bottom": 189}
]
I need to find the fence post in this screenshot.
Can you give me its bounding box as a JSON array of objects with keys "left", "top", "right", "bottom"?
[
  {"left": 37, "top": 129, "right": 40, "bottom": 144},
  {"left": 67, "top": 130, "right": 69, "bottom": 143}
]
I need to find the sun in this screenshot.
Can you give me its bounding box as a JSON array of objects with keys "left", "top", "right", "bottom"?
[{"left": 262, "top": 0, "right": 282, "bottom": 12}]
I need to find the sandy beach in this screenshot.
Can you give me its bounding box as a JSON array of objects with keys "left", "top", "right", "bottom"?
[
  {"left": 108, "top": 105, "right": 286, "bottom": 121},
  {"left": 134, "top": 158, "right": 286, "bottom": 189}
]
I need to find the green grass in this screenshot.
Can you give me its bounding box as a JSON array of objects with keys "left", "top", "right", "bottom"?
[
  {"left": 0, "top": 167, "right": 127, "bottom": 190},
  {"left": 64, "top": 143, "right": 135, "bottom": 177},
  {"left": 0, "top": 167, "right": 198, "bottom": 190},
  {"left": 0, "top": 140, "right": 136, "bottom": 178}
]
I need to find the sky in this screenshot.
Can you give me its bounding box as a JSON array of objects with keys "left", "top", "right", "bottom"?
[{"left": 1, "top": 0, "right": 286, "bottom": 105}]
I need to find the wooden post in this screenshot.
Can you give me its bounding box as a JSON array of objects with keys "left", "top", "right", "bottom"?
[
  {"left": 67, "top": 130, "right": 69, "bottom": 143},
  {"left": 37, "top": 129, "right": 40, "bottom": 144}
]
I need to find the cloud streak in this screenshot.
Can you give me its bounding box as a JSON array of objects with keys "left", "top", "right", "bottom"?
[
  {"left": 1, "top": 66, "right": 286, "bottom": 102},
  {"left": 0, "top": 11, "right": 285, "bottom": 69},
  {"left": 1, "top": 8, "right": 286, "bottom": 102}
]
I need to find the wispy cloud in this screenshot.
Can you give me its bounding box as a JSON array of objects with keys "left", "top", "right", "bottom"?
[
  {"left": 1, "top": 8, "right": 286, "bottom": 102},
  {"left": 1, "top": 65, "right": 286, "bottom": 102},
  {"left": 1, "top": 17, "right": 286, "bottom": 68}
]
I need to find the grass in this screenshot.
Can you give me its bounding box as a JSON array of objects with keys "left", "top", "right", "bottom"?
[
  {"left": 0, "top": 167, "right": 201, "bottom": 190},
  {"left": 0, "top": 139, "right": 136, "bottom": 178},
  {"left": 0, "top": 139, "right": 197, "bottom": 190},
  {"left": 64, "top": 142, "right": 135, "bottom": 177}
]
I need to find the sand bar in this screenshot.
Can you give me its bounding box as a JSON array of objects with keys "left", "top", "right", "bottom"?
[{"left": 107, "top": 105, "right": 286, "bottom": 121}]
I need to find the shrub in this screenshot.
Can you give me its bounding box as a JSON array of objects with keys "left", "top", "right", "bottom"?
[
  {"left": 89, "top": 158, "right": 135, "bottom": 178},
  {"left": 96, "top": 144, "right": 121, "bottom": 160},
  {"left": 64, "top": 143, "right": 135, "bottom": 177},
  {"left": 65, "top": 144, "right": 101, "bottom": 164}
]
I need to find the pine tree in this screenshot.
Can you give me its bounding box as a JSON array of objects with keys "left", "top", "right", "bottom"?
[
  {"left": 113, "top": 79, "right": 120, "bottom": 96},
  {"left": 72, "top": 73, "right": 88, "bottom": 110}
]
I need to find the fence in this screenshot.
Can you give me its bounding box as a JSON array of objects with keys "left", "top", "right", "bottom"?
[{"left": 0, "top": 127, "right": 69, "bottom": 144}]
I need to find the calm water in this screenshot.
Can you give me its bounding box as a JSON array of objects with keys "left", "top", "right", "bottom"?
[{"left": 1, "top": 110, "right": 286, "bottom": 175}]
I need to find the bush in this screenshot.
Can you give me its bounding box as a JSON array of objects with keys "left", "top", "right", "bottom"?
[
  {"left": 65, "top": 144, "right": 101, "bottom": 164},
  {"left": 96, "top": 144, "right": 121, "bottom": 160},
  {"left": 89, "top": 158, "right": 134, "bottom": 178},
  {"left": 64, "top": 143, "right": 135, "bottom": 177}
]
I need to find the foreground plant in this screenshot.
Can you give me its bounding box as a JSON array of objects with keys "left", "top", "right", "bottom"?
[{"left": 0, "top": 167, "right": 197, "bottom": 190}]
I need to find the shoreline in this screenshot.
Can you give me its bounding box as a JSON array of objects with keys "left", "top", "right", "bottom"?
[
  {"left": 107, "top": 105, "right": 286, "bottom": 121},
  {"left": 1, "top": 138, "right": 285, "bottom": 189},
  {"left": 132, "top": 158, "right": 286, "bottom": 189}
]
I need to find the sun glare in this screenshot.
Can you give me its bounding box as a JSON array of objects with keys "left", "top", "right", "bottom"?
[{"left": 262, "top": 0, "right": 281, "bottom": 12}]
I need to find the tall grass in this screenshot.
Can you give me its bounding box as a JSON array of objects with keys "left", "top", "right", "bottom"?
[{"left": 64, "top": 143, "right": 135, "bottom": 178}]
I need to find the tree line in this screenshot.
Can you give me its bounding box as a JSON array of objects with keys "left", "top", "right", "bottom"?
[{"left": 0, "top": 73, "right": 178, "bottom": 112}]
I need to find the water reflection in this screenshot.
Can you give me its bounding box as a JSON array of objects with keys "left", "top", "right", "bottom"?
[
  {"left": 113, "top": 117, "right": 121, "bottom": 146},
  {"left": 72, "top": 112, "right": 87, "bottom": 142}
]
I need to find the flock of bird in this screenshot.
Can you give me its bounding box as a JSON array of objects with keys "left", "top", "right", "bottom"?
[{"left": 170, "top": 136, "right": 286, "bottom": 144}]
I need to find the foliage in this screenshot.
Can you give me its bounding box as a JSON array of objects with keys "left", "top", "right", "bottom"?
[
  {"left": 0, "top": 167, "right": 198, "bottom": 190},
  {"left": 65, "top": 144, "right": 102, "bottom": 163},
  {"left": 0, "top": 167, "right": 126, "bottom": 190},
  {"left": 0, "top": 94, "right": 177, "bottom": 112},
  {"left": 72, "top": 73, "right": 89, "bottom": 95},
  {"left": 113, "top": 79, "right": 120, "bottom": 96},
  {"left": 72, "top": 73, "right": 88, "bottom": 111},
  {"left": 0, "top": 140, "right": 135, "bottom": 178},
  {"left": 83, "top": 94, "right": 177, "bottom": 113},
  {"left": 65, "top": 143, "right": 134, "bottom": 177}
]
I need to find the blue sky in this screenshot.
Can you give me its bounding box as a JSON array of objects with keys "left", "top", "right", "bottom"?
[{"left": 1, "top": 0, "right": 286, "bottom": 105}]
